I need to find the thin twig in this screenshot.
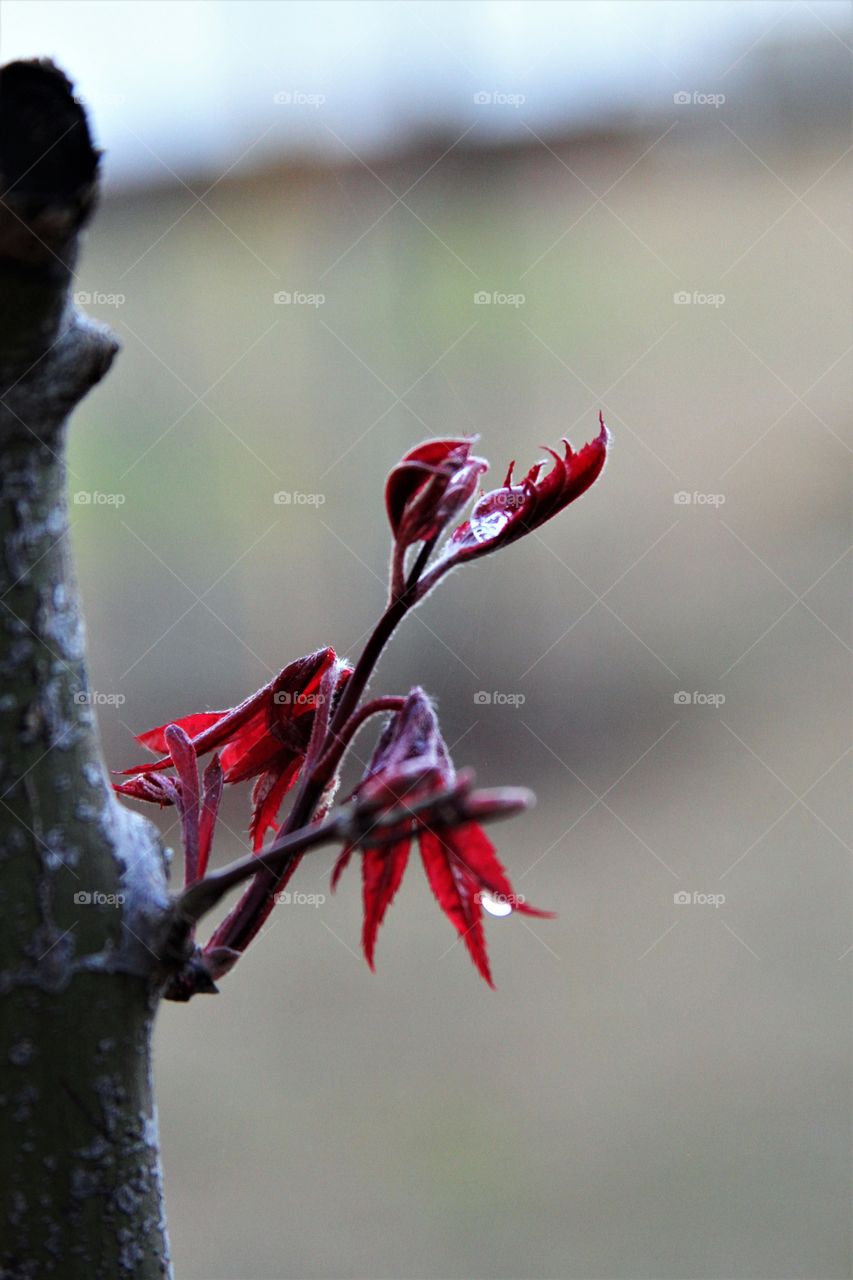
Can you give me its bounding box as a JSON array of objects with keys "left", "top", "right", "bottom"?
[{"left": 175, "top": 780, "right": 533, "bottom": 927}]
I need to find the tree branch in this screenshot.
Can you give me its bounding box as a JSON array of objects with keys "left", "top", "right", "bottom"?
[{"left": 167, "top": 778, "right": 533, "bottom": 970}]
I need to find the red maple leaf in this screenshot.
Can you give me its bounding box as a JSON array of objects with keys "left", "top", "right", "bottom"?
[
  {"left": 332, "top": 689, "right": 551, "bottom": 986},
  {"left": 412, "top": 415, "right": 609, "bottom": 597},
  {"left": 116, "top": 647, "right": 351, "bottom": 849}
]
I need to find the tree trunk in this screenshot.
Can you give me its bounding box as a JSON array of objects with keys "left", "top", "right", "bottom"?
[{"left": 0, "top": 60, "right": 173, "bottom": 1278}]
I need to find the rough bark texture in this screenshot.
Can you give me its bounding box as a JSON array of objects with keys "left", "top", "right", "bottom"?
[{"left": 0, "top": 61, "right": 173, "bottom": 1278}]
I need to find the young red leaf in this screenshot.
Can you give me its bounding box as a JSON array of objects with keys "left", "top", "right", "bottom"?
[
  {"left": 386, "top": 438, "right": 488, "bottom": 598},
  {"left": 419, "top": 828, "right": 493, "bottom": 986},
  {"left": 331, "top": 688, "right": 548, "bottom": 984},
  {"left": 248, "top": 757, "right": 301, "bottom": 852},
  {"left": 415, "top": 416, "right": 609, "bottom": 597},
  {"left": 117, "top": 648, "right": 352, "bottom": 851},
  {"left": 164, "top": 724, "right": 201, "bottom": 884},
  {"left": 197, "top": 755, "right": 224, "bottom": 882},
  {"left": 137, "top": 710, "right": 227, "bottom": 755},
  {"left": 386, "top": 438, "right": 487, "bottom": 546},
  {"left": 362, "top": 839, "right": 411, "bottom": 970}
]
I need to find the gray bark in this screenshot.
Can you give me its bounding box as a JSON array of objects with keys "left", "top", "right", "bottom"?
[{"left": 0, "top": 60, "right": 173, "bottom": 1278}]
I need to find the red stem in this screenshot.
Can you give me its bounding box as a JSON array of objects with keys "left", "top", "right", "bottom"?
[
  {"left": 202, "top": 539, "right": 435, "bottom": 957},
  {"left": 312, "top": 695, "right": 405, "bottom": 782}
]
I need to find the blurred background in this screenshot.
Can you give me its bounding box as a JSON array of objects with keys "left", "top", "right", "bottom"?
[{"left": 3, "top": 2, "right": 851, "bottom": 1277}]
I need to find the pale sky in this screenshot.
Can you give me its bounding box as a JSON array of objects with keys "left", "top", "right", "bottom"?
[{"left": 0, "top": 1, "right": 848, "bottom": 186}]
